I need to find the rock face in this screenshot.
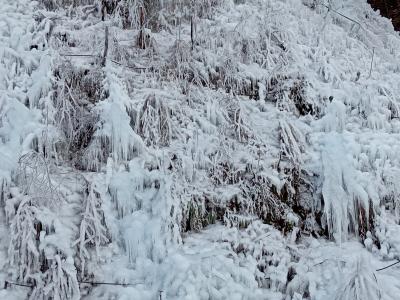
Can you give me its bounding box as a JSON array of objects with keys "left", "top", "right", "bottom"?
[{"left": 368, "top": 0, "right": 400, "bottom": 30}]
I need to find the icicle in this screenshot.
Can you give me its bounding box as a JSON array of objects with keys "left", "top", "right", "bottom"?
[
  {"left": 320, "top": 133, "right": 375, "bottom": 241},
  {"left": 321, "top": 99, "right": 346, "bottom": 133}
]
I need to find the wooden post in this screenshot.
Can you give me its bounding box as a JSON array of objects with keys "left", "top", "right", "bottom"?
[
  {"left": 190, "top": 16, "right": 194, "bottom": 51},
  {"left": 101, "top": 0, "right": 106, "bottom": 21},
  {"left": 102, "top": 26, "right": 109, "bottom": 67},
  {"left": 138, "top": 6, "right": 145, "bottom": 49}
]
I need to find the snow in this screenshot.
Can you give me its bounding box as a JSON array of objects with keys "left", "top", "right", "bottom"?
[{"left": 1, "top": 0, "right": 400, "bottom": 299}]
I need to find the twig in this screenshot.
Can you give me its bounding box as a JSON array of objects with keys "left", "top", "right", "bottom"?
[
  {"left": 252, "top": 232, "right": 272, "bottom": 242},
  {"left": 108, "top": 59, "right": 148, "bottom": 70},
  {"left": 312, "top": 258, "right": 346, "bottom": 267},
  {"left": 373, "top": 272, "right": 382, "bottom": 300},
  {"left": 376, "top": 260, "right": 400, "bottom": 272},
  {"left": 313, "top": 259, "right": 330, "bottom": 267}
]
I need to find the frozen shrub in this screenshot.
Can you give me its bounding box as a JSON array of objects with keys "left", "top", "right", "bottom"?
[
  {"left": 337, "top": 256, "right": 381, "bottom": 300},
  {"left": 16, "top": 152, "right": 59, "bottom": 207},
  {"left": 53, "top": 62, "right": 103, "bottom": 159},
  {"left": 181, "top": 194, "right": 220, "bottom": 232},
  {"left": 80, "top": 70, "right": 145, "bottom": 170},
  {"left": 8, "top": 199, "right": 41, "bottom": 283},
  {"left": 223, "top": 96, "right": 252, "bottom": 142},
  {"left": 267, "top": 75, "right": 319, "bottom": 116},
  {"left": 75, "top": 180, "right": 109, "bottom": 277},
  {"left": 30, "top": 255, "right": 80, "bottom": 300},
  {"left": 134, "top": 94, "right": 172, "bottom": 147}
]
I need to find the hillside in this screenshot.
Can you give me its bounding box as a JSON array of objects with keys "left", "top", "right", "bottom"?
[{"left": 1, "top": 0, "right": 400, "bottom": 299}]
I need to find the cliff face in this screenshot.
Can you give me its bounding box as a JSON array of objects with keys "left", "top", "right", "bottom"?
[{"left": 369, "top": 0, "right": 400, "bottom": 30}]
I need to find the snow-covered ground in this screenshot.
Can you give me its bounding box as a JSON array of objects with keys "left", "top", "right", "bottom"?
[{"left": 1, "top": 0, "right": 400, "bottom": 299}]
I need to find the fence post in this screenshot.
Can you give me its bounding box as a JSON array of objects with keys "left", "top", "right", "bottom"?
[{"left": 102, "top": 26, "right": 109, "bottom": 67}]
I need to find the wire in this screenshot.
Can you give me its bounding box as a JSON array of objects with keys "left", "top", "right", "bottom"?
[
  {"left": 376, "top": 260, "right": 400, "bottom": 272},
  {"left": 4, "top": 280, "right": 144, "bottom": 289},
  {"left": 59, "top": 53, "right": 148, "bottom": 70},
  {"left": 318, "top": 3, "right": 363, "bottom": 30},
  {"left": 78, "top": 280, "right": 144, "bottom": 287},
  {"left": 4, "top": 281, "right": 33, "bottom": 288}
]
